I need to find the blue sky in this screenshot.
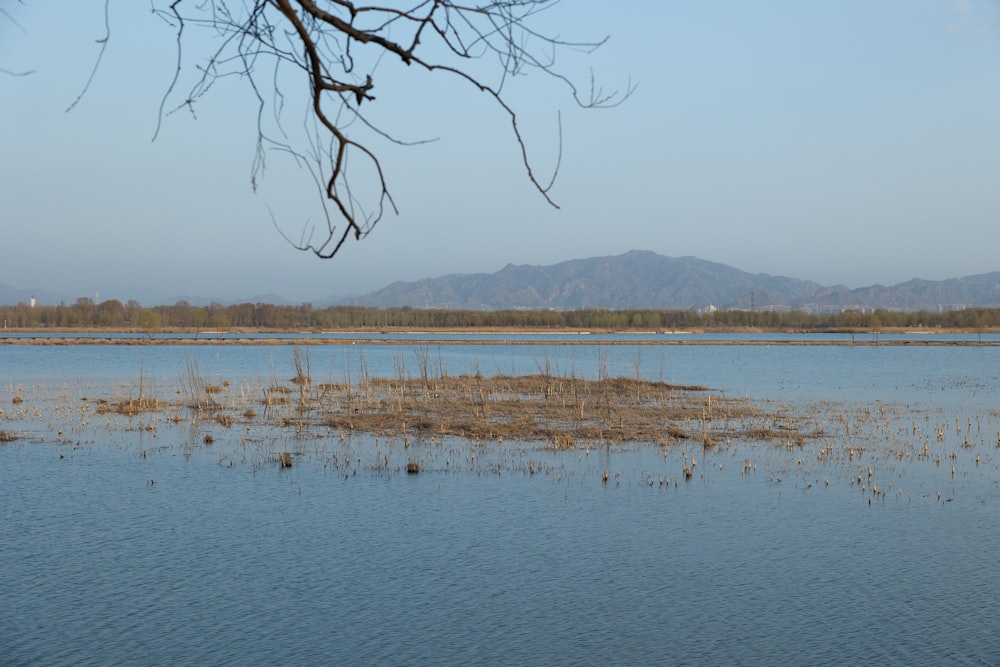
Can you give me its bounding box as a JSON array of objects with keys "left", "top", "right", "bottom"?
[{"left": 3, "top": 1, "right": 1000, "bottom": 304}]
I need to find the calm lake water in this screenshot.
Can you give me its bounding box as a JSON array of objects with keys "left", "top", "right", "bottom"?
[{"left": 3, "top": 335, "right": 1000, "bottom": 665}]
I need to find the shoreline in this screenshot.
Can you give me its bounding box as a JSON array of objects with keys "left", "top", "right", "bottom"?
[{"left": 0, "top": 326, "right": 997, "bottom": 346}]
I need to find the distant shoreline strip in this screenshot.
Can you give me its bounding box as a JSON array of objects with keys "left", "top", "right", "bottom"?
[{"left": 0, "top": 337, "right": 996, "bottom": 347}]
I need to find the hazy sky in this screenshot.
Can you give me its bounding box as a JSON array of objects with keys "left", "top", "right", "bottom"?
[{"left": 3, "top": 1, "right": 1000, "bottom": 304}]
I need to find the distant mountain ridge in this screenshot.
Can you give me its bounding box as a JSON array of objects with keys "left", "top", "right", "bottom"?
[
  {"left": 5, "top": 251, "right": 1000, "bottom": 311},
  {"left": 340, "top": 250, "right": 1000, "bottom": 312}
]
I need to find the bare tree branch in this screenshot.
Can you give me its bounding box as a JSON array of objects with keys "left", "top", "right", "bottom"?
[
  {"left": 0, "top": 67, "right": 35, "bottom": 77},
  {"left": 91, "top": 1, "right": 635, "bottom": 258},
  {"left": 1, "top": 4, "right": 34, "bottom": 76},
  {"left": 65, "top": 0, "right": 111, "bottom": 112},
  {"left": 1, "top": 6, "right": 27, "bottom": 33}
]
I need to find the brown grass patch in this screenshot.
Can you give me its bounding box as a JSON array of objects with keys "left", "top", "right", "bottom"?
[
  {"left": 306, "top": 374, "right": 801, "bottom": 448},
  {"left": 68, "top": 372, "right": 817, "bottom": 452},
  {"left": 97, "top": 398, "right": 162, "bottom": 416}
]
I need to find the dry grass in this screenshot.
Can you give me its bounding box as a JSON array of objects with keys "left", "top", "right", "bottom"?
[
  {"left": 44, "top": 366, "right": 819, "bottom": 452},
  {"left": 96, "top": 397, "right": 161, "bottom": 416},
  {"left": 6, "top": 361, "right": 997, "bottom": 503},
  {"left": 308, "top": 373, "right": 809, "bottom": 448}
]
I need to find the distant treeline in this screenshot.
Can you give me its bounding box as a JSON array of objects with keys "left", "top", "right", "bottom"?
[{"left": 1, "top": 298, "right": 999, "bottom": 331}]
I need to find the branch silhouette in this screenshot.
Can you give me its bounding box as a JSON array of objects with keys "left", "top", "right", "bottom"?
[{"left": 86, "top": 1, "right": 636, "bottom": 258}]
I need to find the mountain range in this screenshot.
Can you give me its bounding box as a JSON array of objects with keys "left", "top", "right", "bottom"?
[
  {"left": 4, "top": 250, "right": 1000, "bottom": 311},
  {"left": 340, "top": 250, "right": 1000, "bottom": 312}
]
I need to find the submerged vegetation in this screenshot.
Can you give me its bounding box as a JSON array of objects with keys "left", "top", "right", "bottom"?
[
  {"left": 76, "top": 365, "right": 796, "bottom": 450},
  {"left": 2, "top": 345, "right": 996, "bottom": 504}
]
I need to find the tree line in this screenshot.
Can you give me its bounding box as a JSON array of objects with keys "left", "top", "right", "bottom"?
[{"left": 1, "top": 298, "right": 999, "bottom": 332}]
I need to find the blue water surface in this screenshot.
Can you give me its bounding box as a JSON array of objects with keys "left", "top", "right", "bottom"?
[
  {"left": 4, "top": 440, "right": 1000, "bottom": 666},
  {"left": 3, "top": 339, "right": 1000, "bottom": 665}
]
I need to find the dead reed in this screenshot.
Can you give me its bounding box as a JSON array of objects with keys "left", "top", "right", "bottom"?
[
  {"left": 181, "top": 357, "right": 221, "bottom": 411},
  {"left": 5, "top": 364, "right": 1000, "bottom": 505},
  {"left": 97, "top": 397, "right": 161, "bottom": 416},
  {"left": 303, "top": 373, "right": 810, "bottom": 448},
  {"left": 27, "top": 366, "right": 819, "bottom": 453}
]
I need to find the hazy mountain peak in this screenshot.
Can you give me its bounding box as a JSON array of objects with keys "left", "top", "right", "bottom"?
[
  {"left": 6, "top": 253, "right": 999, "bottom": 312},
  {"left": 338, "top": 251, "right": 1000, "bottom": 312}
]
